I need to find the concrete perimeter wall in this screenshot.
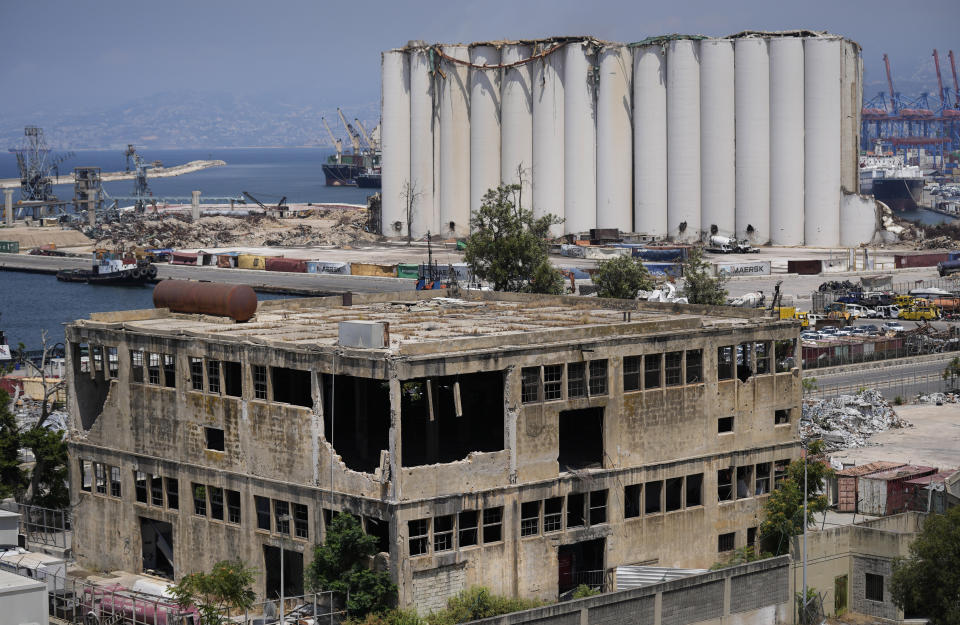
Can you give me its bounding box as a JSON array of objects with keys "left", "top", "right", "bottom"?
[{"left": 463, "top": 556, "right": 791, "bottom": 625}]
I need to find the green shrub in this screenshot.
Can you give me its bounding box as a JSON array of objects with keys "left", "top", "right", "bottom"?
[
  {"left": 571, "top": 584, "right": 600, "bottom": 599},
  {"left": 423, "top": 587, "right": 546, "bottom": 625}
]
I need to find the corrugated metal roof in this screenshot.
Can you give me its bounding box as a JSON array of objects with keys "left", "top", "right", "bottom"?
[
  {"left": 866, "top": 466, "right": 937, "bottom": 481},
  {"left": 615, "top": 566, "right": 707, "bottom": 591},
  {"left": 903, "top": 471, "right": 955, "bottom": 486},
  {"left": 836, "top": 461, "right": 905, "bottom": 477}
]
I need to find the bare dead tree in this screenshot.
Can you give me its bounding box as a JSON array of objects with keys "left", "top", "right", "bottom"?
[
  {"left": 400, "top": 180, "right": 422, "bottom": 246},
  {"left": 16, "top": 330, "right": 65, "bottom": 430}
]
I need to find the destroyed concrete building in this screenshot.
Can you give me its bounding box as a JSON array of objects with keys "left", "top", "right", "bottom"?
[{"left": 65, "top": 290, "right": 802, "bottom": 608}]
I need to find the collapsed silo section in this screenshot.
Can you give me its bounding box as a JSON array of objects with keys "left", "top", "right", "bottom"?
[
  {"left": 380, "top": 50, "right": 410, "bottom": 237},
  {"left": 501, "top": 44, "right": 533, "bottom": 210},
  {"left": 564, "top": 41, "right": 597, "bottom": 234},
  {"left": 439, "top": 45, "right": 471, "bottom": 238},
  {"left": 596, "top": 44, "right": 633, "bottom": 232},
  {"left": 666, "top": 39, "right": 701, "bottom": 242},
  {"left": 470, "top": 45, "right": 501, "bottom": 225},
  {"left": 769, "top": 37, "right": 805, "bottom": 246},
  {"left": 699, "top": 39, "right": 735, "bottom": 238},
  {"left": 734, "top": 37, "right": 770, "bottom": 244},
  {"left": 409, "top": 47, "right": 436, "bottom": 239},
  {"left": 532, "top": 42, "right": 565, "bottom": 236},
  {"left": 804, "top": 37, "right": 842, "bottom": 247},
  {"left": 840, "top": 39, "right": 863, "bottom": 194},
  {"left": 633, "top": 44, "right": 667, "bottom": 237}
]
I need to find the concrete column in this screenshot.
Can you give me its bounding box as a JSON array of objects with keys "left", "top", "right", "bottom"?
[
  {"left": 3, "top": 189, "right": 12, "bottom": 226},
  {"left": 191, "top": 190, "right": 201, "bottom": 221},
  {"left": 88, "top": 191, "right": 97, "bottom": 228}
]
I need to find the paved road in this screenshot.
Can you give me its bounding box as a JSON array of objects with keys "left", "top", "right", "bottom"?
[
  {"left": 0, "top": 254, "right": 417, "bottom": 294},
  {"left": 807, "top": 355, "right": 955, "bottom": 400}
]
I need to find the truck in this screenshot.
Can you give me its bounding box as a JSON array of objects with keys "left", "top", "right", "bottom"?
[
  {"left": 899, "top": 303, "right": 940, "bottom": 321},
  {"left": 704, "top": 235, "right": 759, "bottom": 254}
]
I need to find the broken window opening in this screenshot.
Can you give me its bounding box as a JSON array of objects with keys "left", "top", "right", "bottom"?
[
  {"left": 718, "top": 468, "right": 733, "bottom": 502},
  {"left": 253, "top": 365, "right": 268, "bottom": 400},
  {"left": 189, "top": 358, "right": 204, "bottom": 391},
  {"left": 140, "top": 517, "right": 174, "bottom": 580},
  {"left": 92, "top": 346, "right": 102, "bottom": 372},
  {"left": 544, "top": 364, "right": 563, "bottom": 400},
  {"left": 150, "top": 475, "right": 163, "bottom": 506},
  {"left": 865, "top": 573, "right": 884, "bottom": 602},
  {"left": 775, "top": 339, "right": 796, "bottom": 373},
  {"left": 399, "top": 371, "right": 504, "bottom": 468},
  {"left": 226, "top": 489, "right": 241, "bottom": 524},
  {"left": 754, "top": 342, "right": 771, "bottom": 375},
  {"left": 589, "top": 360, "right": 608, "bottom": 396},
  {"left": 324, "top": 373, "right": 391, "bottom": 473},
  {"left": 718, "top": 532, "right": 735, "bottom": 552},
  {"left": 223, "top": 361, "right": 242, "bottom": 397},
  {"left": 589, "top": 490, "right": 607, "bottom": 525},
  {"left": 483, "top": 507, "right": 503, "bottom": 543},
  {"left": 274, "top": 500, "right": 290, "bottom": 534},
  {"left": 166, "top": 478, "right": 179, "bottom": 510},
  {"left": 255, "top": 496, "right": 271, "bottom": 531},
  {"left": 132, "top": 350, "right": 144, "bottom": 383},
  {"left": 205, "top": 427, "right": 224, "bottom": 452},
  {"left": 94, "top": 463, "right": 106, "bottom": 494},
  {"left": 78, "top": 343, "right": 89, "bottom": 373},
  {"left": 409, "top": 519, "right": 429, "bottom": 556},
  {"left": 686, "top": 474, "right": 703, "bottom": 507},
  {"left": 148, "top": 353, "right": 161, "bottom": 385},
  {"left": 80, "top": 460, "right": 92, "bottom": 492},
  {"left": 747, "top": 526, "right": 757, "bottom": 547},
  {"left": 718, "top": 346, "right": 734, "bottom": 381},
  {"left": 775, "top": 409, "right": 791, "bottom": 425},
  {"left": 75, "top": 342, "right": 111, "bottom": 430},
  {"left": 134, "top": 471, "right": 148, "bottom": 503},
  {"left": 737, "top": 465, "right": 754, "bottom": 498},
  {"left": 558, "top": 407, "right": 603, "bottom": 471},
  {"left": 520, "top": 501, "right": 540, "bottom": 537},
  {"left": 774, "top": 459, "right": 790, "bottom": 487},
  {"left": 644, "top": 353, "right": 662, "bottom": 389},
  {"left": 665, "top": 478, "right": 683, "bottom": 512},
  {"left": 755, "top": 463, "right": 771, "bottom": 495},
  {"left": 645, "top": 481, "right": 662, "bottom": 515},
  {"left": 458, "top": 510, "right": 478, "bottom": 547},
  {"left": 107, "top": 347, "right": 119, "bottom": 378},
  {"left": 294, "top": 504, "right": 310, "bottom": 540},
  {"left": 272, "top": 367, "right": 312, "bottom": 408},
  {"left": 624, "top": 484, "right": 642, "bottom": 519},
  {"left": 623, "top": 356, "right": 642, "bottom": 392},
  {"left": 364, "top": 516, "right": 389, "bottom": 553},
  {"left": 434, "top": 515, "right": 454, "bottom": 551},
  {"left": 192, "top": 484, "right": 206, "bottom": 516},
  {"left": 544, "top": 497, "right": 563, "bottom": 532},
  {"left": 207, "top": 360, "right": 221, "bottom": 394},
  {"left": 521, "top": 367, "right": 540, "bottom": 403},
  {"left": 686, "top": 349, "right": 703, "bottom": 384},
  {"left": 209, "top": 487, "right": 224, "bottom": 520},
  {"left": 567, "top": 362, "right": 586, "bottom": 398},
  {"left": 665, "top": 351, "right": 683, "bottom": 386},
  {"left": 567, "top": 494, "right": 585, "bottom": 528},
  {"left": 110, "top": 466, "right": 121, "bottom": 498},
  {"left": 718, "top": 416, "right": 734, "bottom": 433},
  {"left": 737, "top": 343, "right": 753, "bottom": 382},
  {"left": 162, "top": 354, "right": 176, "bottom": 388}
]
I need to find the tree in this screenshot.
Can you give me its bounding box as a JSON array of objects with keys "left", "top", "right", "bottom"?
[
  {"left": 593, "top": 255, "right": 655, "bottom": 300},
  {"left": 170, "top": 559, "right": 256, "bottom": 625},
  {"left": 306, "top": 513, "right": 396, "bottom": 617},
  {"left": 890, "top": 506, "right": 960, "bottom": 625},
  {"left": 943, "top": 357, "right": 960, "bottom": 389},
  {"left": 681, "top": 247, "right": 728, "bottom": 305},
  {"left": 0, "top": 389, "right": 27, "bottom": 499},
  {"left": 463, "top": 184, "right": 563, "bottom": 294},
  {"left": 759, "top": 440, "right": 833, "bottom": 556},
  {"left": 400, "top": 181, "right": 422, "bottom": 245}
]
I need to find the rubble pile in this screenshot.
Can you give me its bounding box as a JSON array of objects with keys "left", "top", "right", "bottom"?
[
  {"left": 801, "top": 389, "right": 910, "bottom": 450},
  {"left": 89, "top": 210, "right": 378, "bottom": 249},
  {"left": 916, "top": 392, "right": 960, "bottom": 404}
]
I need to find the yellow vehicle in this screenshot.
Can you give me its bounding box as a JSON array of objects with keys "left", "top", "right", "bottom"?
[
  {"left": 899, "top": 305, "right": 940, "bottom": 321},
  {"left": 792, "top": 310, "right": 811, "bottom": 328},
  {"left": 894, "top": 294, "right": 915, "bottom": 308}
]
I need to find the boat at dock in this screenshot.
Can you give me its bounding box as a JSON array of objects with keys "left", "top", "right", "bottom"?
[{"left": 56, "top": 251, "right": 157, "bottom": 286}]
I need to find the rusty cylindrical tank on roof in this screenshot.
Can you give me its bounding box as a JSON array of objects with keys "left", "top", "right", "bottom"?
[{"left": 153, "top": 281, "right": 258, "bottom": 322}]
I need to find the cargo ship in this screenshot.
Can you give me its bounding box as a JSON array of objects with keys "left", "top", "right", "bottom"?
[{"left": 859, "top": 144, "right": 924, "bottom": 211}]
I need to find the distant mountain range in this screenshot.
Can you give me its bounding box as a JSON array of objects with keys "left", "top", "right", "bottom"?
[{"left": 1, "top": 91, "right": 379, "bottom": 150}]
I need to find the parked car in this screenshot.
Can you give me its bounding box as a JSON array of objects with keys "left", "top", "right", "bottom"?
[
  {"left": 800, "top": 332, "right": 821, "bottom": 341},
  {"left": 882, "top": 321, "right": 905, "bottom": 332},
  {"left": 861, "top": 324, "right": 880, "bottom": 334},
  {"left": 875, "top": 305, "right": 900, "bottom": 319},
  {"left": 819, "top": 326, "right": 839, "bottom": 335}
]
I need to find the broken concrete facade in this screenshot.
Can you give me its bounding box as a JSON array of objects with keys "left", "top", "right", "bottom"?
[{"left": 65, "top": 290, "right": 802, "bottom": 608}]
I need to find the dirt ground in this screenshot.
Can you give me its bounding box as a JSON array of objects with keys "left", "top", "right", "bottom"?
[{"left": 830, "top": 403, "right": 960, "bottom": 470}]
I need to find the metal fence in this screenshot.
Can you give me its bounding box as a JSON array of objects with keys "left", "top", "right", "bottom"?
[
  {"left": 812, "top": 276, "right": 960, "bottom": 312},
  {"left": 20, "top": 567, "right": 347, "bottom": 625},
  {"left": 805, "top": 372, "right": 953, "bottom": 400},
  {"left": 4, "top": 503, "right": 72, "bottom": 549},
  {"left": 802, "top": 337, "right": 960, "bottom": 371}
]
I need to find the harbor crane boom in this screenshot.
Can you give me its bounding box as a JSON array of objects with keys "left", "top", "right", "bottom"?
[
  {"left": 883, "top": 54, "right": 898, "bottom": 112},
  {"left": 321, "top": 117, "right": 343, "bottom": 163},
  {"left": 354, "top": 118, "right": 377, "bottom": 150},
  {"left": 337, "top": 108, "right": 362, "bottom": 152},
  {"left": 950, "top": 50, "right": 960, "bottom": 108},
  {"left": 933, "top": 50, "right": 946, "bottom": 106}
]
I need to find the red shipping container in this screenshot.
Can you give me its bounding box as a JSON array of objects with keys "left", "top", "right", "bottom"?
[
  {"left": 893, "top": 253, "right": 949, "bottom": 268},
  {"left": 835, "top": 461, "right": 905, "bottom": 512},
  {"left": 171, "top": 251, "right": 199, "bottom": 265},
  {"left": 265, "top": 257, "right": 307, "bottom": 273},
  {"left": 788, "top": 259, "right": 823, "bottom": 275}
]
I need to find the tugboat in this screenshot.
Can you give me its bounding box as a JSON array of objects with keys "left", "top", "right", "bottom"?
[{"left": 56, "top": 250, "right": 157, "bottom": 285}]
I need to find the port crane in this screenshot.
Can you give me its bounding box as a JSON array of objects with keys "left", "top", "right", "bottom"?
[
  {"left": 950, "top": 50, "right": 960, "bottom": 109},
  {"left": 354, "top": 118, "right": 379, "bottom": 151},
  {"left": 321, "top": 117, "right": 343, "bottom": 163},
  {"left": 337, "top": 108, "right": 363, "bottom": 153}
]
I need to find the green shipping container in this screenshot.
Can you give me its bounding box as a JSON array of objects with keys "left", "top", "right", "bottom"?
[
  {"left": 0, "top": 241, "right": 19, "bottom": 254},
  {"left": 397, "top": 263, "right": 419, "bottom": 279}
]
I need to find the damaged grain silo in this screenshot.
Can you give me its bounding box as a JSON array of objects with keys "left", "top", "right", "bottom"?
[{"left": 380, "top": 32, "right": 869, "bottom": 247}]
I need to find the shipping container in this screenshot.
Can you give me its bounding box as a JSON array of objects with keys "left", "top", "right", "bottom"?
[
  {"left": 902, "top": 471, "right": 954, "bottom": 512},
  {"left": 238, "top": 254, "right": 267, "bottom": 270},
  {"left": 859, "top": 465, "right": 937, "bottom": 515},
  {"left": 397, "top": 263, "right": 419, "bottom": 279},
  {"left": 351, "top": 263, "right": 398, "bottom": 278},
  {"left": 0, "top": 241, "right": 20, "bottom": 254},
  {"left": 894, "top": 253, "right": 949, "bottom": 269},
  {"left": 171, "top": 251, "right": 199, "bottom": 265},
  {"left": 643, "top": 262, "right": 682, "bottom": 277},
  {"left": 787, "top": 259, "right": 822, "bottom": 275},
  {"left": 306, "top": 261, "right": 351, "bottom": 275},
  {"left": 713, "top": 260, "right": 771, "bottom": 276},
  {"left": 265, "top": 257, "right": 307, "bottom": 273},
  {"left": 834, "top": 461, "right": 905, "bottom": 512}
]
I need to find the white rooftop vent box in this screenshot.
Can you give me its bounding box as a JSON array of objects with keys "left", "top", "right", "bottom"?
[{"left": 338, "top": 321, "right": 389, "bottom": 348}]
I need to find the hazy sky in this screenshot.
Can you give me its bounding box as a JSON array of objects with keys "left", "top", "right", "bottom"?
[{"left": 2, "top": 0, "right": 958, "bottom": 117}]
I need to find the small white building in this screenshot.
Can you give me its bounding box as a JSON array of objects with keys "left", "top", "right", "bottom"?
[
  {"left": 0, "top": 567, "right": 47, "bottom": 625},
  {"left": 0, "top": 509, "right": 20, "bottom": 547}
]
